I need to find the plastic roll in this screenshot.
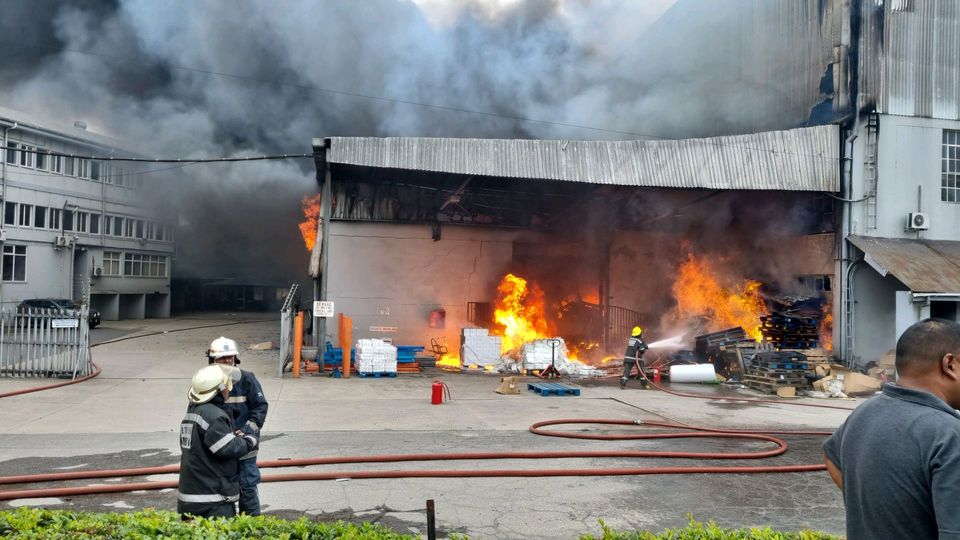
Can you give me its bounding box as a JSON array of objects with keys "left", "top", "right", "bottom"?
[{"left": 669, "top": 363, "right": 717, "bottom": 383}]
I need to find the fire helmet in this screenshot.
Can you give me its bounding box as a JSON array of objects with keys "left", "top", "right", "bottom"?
[
  {"left": 631, "top": 326, "right": 643, "bottom": 337},
  {"left": 188, "top": 365, "right": 238, "bottom": 404},
  {"left": 208, "top": 336, "right": 240, "bottom": 364}
]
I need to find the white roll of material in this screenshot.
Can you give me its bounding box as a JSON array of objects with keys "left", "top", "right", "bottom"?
[{"left": 669, "top": 363, "right": 717, "bottom": 383}]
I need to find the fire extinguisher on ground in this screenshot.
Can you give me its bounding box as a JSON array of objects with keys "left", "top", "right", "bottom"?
[{"left": 431, "top": 379, "right": 451, "bottom": 405}]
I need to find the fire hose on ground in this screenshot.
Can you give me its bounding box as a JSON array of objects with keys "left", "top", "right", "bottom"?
[
  {"left": 0, "top": 419, "right": 832, "bottom": 501},
  {"left": 0, "top": 321, "right": 853, "bottom": 502}
]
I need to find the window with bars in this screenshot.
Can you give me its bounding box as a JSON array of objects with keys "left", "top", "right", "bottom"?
[{"left": 942, "top": 130, "right": 960, "bottom": 202}]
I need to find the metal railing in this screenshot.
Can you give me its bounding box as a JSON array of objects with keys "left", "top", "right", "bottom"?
[
  {"left": 0, "top": 306, "right": 93, "bottom": 379},
  {"left": 605, "top": 305, "right": 644, "bottom": 352}
]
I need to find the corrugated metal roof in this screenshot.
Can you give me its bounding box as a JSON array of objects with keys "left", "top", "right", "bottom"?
[
  {"left": 322, "top": 125, "right": 839, "bottom": 192},
  {"left": 848, "top": 235, "right": 960, "bottom": 293},
  {"left": 861, "top": 0, "right": 960, "bottom": 120}
]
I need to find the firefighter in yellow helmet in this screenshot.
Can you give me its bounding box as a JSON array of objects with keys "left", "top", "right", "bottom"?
[{"left": 620, "top": 326, "right": 649, "bottom": 389}]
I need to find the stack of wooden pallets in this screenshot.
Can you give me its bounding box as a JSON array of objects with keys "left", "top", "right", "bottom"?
[{"left": 743, "top": 351, "right": 812, "bottom": 395}]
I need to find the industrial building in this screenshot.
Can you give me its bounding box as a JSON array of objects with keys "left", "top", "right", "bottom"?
[
  {"left": 308, "top": 0, "right": 960, "bottom": 369},
  {"left": 0, "top": 107, "right": 175, "bottom": 320}
]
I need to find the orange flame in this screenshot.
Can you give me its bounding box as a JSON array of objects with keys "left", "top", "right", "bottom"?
[
  {"left": 298, "top": 194, "right": 321, "bottom": 251},
  {"left": 672, "top": 253, "right": 767, "bottom": 341},
  {"left": 436, "top": 353, "right": 462, "bottom": 370},
  {"left": 820, "top": 303, "right": 833, "bottom": 351},
  {"left": 493, "top": 273, "right": 551, "bottom": 352}
]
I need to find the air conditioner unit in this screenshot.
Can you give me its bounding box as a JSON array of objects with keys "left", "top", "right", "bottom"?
[
  {"left": 54, "top": 235, "right": 70, "bottom": 248},
  {"left": 907, "top": 212, "right": 930, "bottom": 230},
  {"left": 92, "top": 266, "right": 103, "bottom": 278}
]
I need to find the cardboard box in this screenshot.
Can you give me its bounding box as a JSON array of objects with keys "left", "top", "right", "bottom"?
[
  {"left": 776, "top": 386, "right": 796, "bottom": 398},
  {"left": 495, "top": 376, "right": 521, "bottom": 395},
  {"left": 840, "top": 372, "right": 882, "bottom": 396},
  {"left": 815, "top": 363, "right": 831, "bottom": 378}
]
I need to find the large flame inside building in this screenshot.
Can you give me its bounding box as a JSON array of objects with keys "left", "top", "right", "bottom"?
[
  {"left": 671, "top": 253, "right": 768, "bottom": 341},
  {"left": 299, "top": 194, "right": 321, "bottom": 251},
  {"left": 493, "top": 273, "right": 551, "bottom": 352}
]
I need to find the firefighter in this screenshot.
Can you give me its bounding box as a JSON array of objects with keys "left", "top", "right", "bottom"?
[
  {"left": 620, "top": 326, "right": 649, "bottom": 389},
  {"left": 207, "top": 336, "right": 268, "bottom": 516},
  {"left": 178, "top": 364, "right": 258, "bottom": 519}
]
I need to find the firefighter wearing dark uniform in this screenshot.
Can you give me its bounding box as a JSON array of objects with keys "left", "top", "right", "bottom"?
[
  {"left": 178, "top": 364, "right": 258, "bottom": 519},
  {"left": 208, "top": 336, "right": 268, "bottom": 516},
  {"left": 620, "top": 326, "right": 649, "bottom": 389}
]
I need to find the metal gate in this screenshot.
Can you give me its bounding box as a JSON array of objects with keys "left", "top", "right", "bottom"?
[
  {"left": 0, "top": 306, "right": 93, "bottom": 379},
  {"left": 278, "top": 283, "right": 299, "bottom": 376},
  {"left": 605, "top": 305, "right": 644, "bottom": 352}
]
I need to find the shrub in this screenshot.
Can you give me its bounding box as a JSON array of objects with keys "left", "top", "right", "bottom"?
[
  {"left": 0, "top": 508, "right": 417, "bottom": 539},
  {"left": 579, "top": 516, "right": 840, "bottom": 540}
]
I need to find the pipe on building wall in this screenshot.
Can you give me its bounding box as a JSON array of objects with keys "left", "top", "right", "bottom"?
[
  {"left": 0, "top": 121, "right": 18, "bottom": 307},
  {"left": 838, "top": 110, "right": 861, "bottom": 366}
]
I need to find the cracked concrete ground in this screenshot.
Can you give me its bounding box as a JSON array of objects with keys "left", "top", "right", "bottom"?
[{"left": 0, "top": 313, "right": 854, "bottom": 539}]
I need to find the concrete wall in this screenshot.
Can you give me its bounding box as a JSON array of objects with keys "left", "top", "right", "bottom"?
[
  {"left": 324, "top": 221, "right": 538, "bottom": 349},
  {"left": 119, "top": 294, "right": 145, "bottom": 320},
  {"left": 851, "top": 265, "right": 901, "bottom": 367}
]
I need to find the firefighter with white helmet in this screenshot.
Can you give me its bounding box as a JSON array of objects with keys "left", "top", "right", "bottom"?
[
  {"left": 620, "top": 326, "right": 649, "bottom": 389},
  {"left": 207, "top": 336, "right": 268, "bottom": 516},
  {"left": 178, "top": 364, "right": 257, "bottom": 519}
]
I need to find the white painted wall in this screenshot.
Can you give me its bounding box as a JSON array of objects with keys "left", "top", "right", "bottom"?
[{"left": 325, "top": 221, "right": 541, "bottom": 349}]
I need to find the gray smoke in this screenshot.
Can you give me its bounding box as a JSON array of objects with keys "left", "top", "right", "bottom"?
[{"left": 0, "top": 0, "right": 826, "bottom": 288}]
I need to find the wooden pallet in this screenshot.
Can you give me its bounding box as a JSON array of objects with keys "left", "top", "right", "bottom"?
[{"left": 357, "top": 371, "right": 398, "bottom": 378}]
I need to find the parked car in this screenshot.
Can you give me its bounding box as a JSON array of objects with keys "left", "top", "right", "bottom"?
[{"left": 16, "top": 298, "right": 101, "bottom": 328}]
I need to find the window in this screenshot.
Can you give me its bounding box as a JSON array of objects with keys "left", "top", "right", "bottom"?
[
  {"left": 91, "top": 161, "right": 101, "bottom": 182},
  {"left": 103, "top": 251, "right": 121, "bottom": 276},
  {"left": 2, "top": 245, "right": 26, "bottom": 282},
  {"left": 943, "top": 130, "right": 960, "bottom": 202},
  {"left": 63, "top": 209, "right": 74, "bottom": 232},
  {"left": 35, "top": 150, "right": 46, "bottom": 171},
  {"left": 63, "top": 156, "right": 75, "bottom": 176},
  {"left": 18, "top": 145, "right": 35, "bottom": 168},
  {"left": 112, "top": 216, "right": 123, "bottom": 237},
  {"left": 123, "top": 253, "right": 168, "bottom": 277},
  {"left": 146, "top": 222, "right": 155, "bottom": 240},
  {"left": 5, "top": 142, "right": 16, "bottom": 165},
  {"left": 34, "top": 206, "right": 46, "bottom": 228},
  {"left": 77, "top": 211, "right": 88, "bottom": 233},
  {"left": 4, "top": 202, "right": 15, "bottom": 226},
  {"left": 114, "top": 169, "right": 125, "bottom": 187},
  {"left": 48, "top": 208, "right": 60, "bottom": 230},
  {"left": 125, "top": 219, "right": 134, "bottom": 238},
  {"left": 90, "top": 213, "right": 100, "bottom": 234},
  {"left": 135, "top": 220, "right": 144, "bottom": 239},
  {"left": 18, "top": 204, "right": 32, "bottom": 227},
  {"left": 77, "top": 158, "right": 89, "bottom": 179},
  {"left": 51, "top": 155, "right": 63, "bottom": 174}
]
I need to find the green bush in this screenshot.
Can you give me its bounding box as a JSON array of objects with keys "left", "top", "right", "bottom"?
[
  {"left": 0, "top": 509, "right": 840, "bottom": 540},
  {"left": 580, "top": 516, "right": 840, "bottom": 540},
  {"left": 0, "top": 508, "right": 417, "bottom": 539}
]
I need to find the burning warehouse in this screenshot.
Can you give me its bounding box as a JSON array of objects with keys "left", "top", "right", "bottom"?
[{"left": 303, "top": 127, "right": 839, "bottom": 372}]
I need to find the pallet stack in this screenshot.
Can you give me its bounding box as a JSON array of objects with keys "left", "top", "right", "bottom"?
[
  {"left": 760, "top": 313, "right": 819, "bottom": 349},
  {"left": 743, "top": 351, "right": 812, "bottom": 395}
]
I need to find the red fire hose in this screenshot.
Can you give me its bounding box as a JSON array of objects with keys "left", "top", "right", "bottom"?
[{"left": 0, "top": 418, "right": 831, "bottom": 501}]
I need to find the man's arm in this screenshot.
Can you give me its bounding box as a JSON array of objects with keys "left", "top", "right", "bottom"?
[
  {"left": 203, "top": 412, "right": 257, "bottom": 459},
  {"left": 823, "top": 452, "right": 843, "bottom": 490},
  {"left": 243, "top": 373, "right": 268, "bottom": 433}
]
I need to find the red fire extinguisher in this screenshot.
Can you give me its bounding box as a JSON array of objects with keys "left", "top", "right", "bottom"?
[
  {"left": 653, "top": 367, "right": 661, "bottom": 385},
  {"left": 431, "top": 379, "right": 451, "bottom": 405}
]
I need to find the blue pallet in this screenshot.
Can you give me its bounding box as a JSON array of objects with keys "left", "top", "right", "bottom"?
[
  {"left": 357, "top": 371, "right": 397, "bottom": 378},
  {"left": 527, "top": 382, "right": 580, "bottom": 396}
]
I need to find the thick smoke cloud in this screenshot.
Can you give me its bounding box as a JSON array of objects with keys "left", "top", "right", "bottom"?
[{"left": 0, "top": 0, "right": 824, "bottom": 288}]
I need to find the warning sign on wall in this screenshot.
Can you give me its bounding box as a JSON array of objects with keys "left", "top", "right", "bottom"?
[{"left": 313, "top": 301, "right": 335, "bottom": 318}]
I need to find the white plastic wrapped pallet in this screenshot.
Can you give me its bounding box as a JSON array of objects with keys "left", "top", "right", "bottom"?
[{"left": 356, "top": 338, "right": 397, "bottom": 373}]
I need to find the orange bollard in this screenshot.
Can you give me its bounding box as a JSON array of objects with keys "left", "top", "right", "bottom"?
[
  {"left": 338, "top": 313, "right": 352, "bottom": 379},
  {"left": 293, "top": 311, "right": 304, "bottom": 379}
]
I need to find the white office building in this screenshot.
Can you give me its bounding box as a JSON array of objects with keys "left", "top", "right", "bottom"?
[{"left": 0, "top": 107, "right": 174, "bottom": 319}]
